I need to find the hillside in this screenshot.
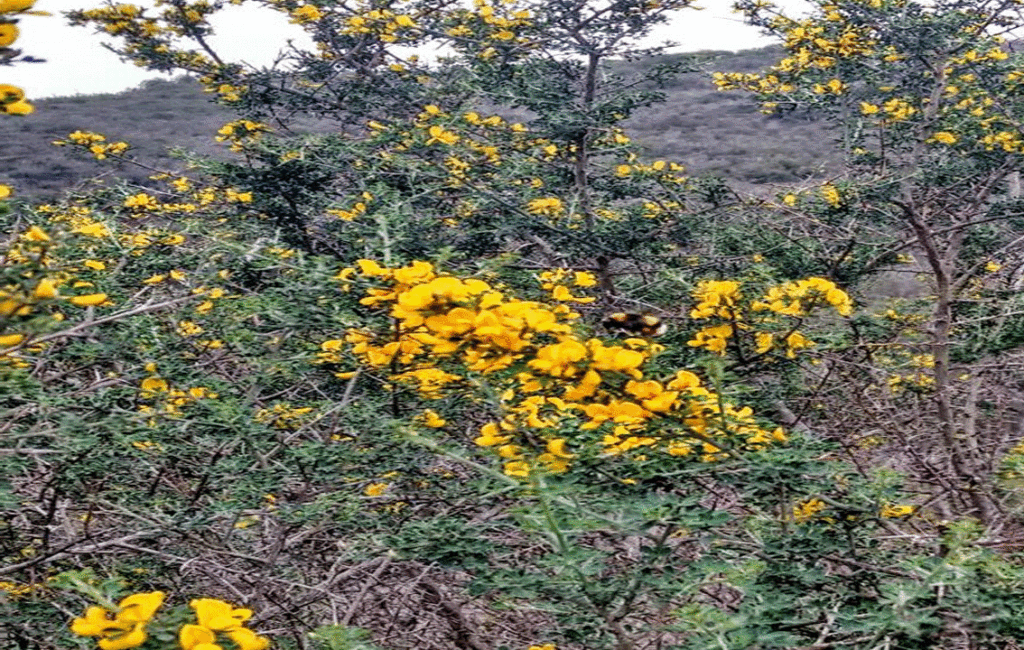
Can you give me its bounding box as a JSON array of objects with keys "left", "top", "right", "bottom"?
[{"left": 0, "top": 46, "right": 838, "bottom": 201}]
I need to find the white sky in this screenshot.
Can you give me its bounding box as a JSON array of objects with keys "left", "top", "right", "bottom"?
[{"left": 5, "top": 0, "right": 791, "bottom": 99}]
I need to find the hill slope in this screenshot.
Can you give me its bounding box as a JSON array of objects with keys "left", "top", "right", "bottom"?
[{"left": 1, "top": 46, "right": 838, "bottom": 201}]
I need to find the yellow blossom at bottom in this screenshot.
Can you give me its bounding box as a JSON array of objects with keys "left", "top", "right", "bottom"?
[{"left": 71, "top": 591, "right": 165, "bottom": 650}]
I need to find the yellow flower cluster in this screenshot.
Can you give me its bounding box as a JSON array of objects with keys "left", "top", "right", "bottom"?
[
  {"left": 0, "top": 579, "right": 37, "bottom": 598},
  {"left": 526, "top": 196, "right": 565, "bottom": 217},
  {"left": 67, "top": 2, "right": 180, "bottom": 72},
  {"left": 880, "top": 503, "right": 914, "bottom": 518},
  {"left": 362, "top": 105, "right": 564, "bottom": 209},
  {"left": 791, "top": 497, "right": 827, "bottom": 523},
  {"left": 0, "top": 82, "right": 31, "bottom": 115},
  {"left": 1, "top": 0, "right": 39, "bottom": 116},
  {"left": 335, "top": 259, "right": 577, "bottom": 376},
  {"left": 538, "top": 268, "right": 597, "bottom": 304},
  {"left": 124, "top": 193, "right": 158, "bottom": 212},
  {"left": 688, "top": 276, "right": 852, "bottom": 359},
  {"left": 138, "top": 363, "right": 218, "bottom": 420},
  {"left": 290, "top": 3, "right": 323, "bottom": 24},
  {"left": 859, "top": 97, "right": 917, "bottom": 124},
  {"left": 1, "top": 223, "right": 114, "bottom": 363},
  {"left": 341, "top": 6, "right": 419, "bottom": 43},
  {"left": 181, "top": 598, "right": 269, "bottom": 650},
  {"left": 820, "top": 183, "right": 842, "bottom": 207},
  {"left": 215, "top": 120, "right": 270, "bottom": 152},
  {"left": 812, "top": 78, "right": 846, "bottom": 95},
  {"left": 780, "top": 18, "right": 875, "bottom": 65},
  {"left": 327, "top": 191, "right": 374, "bottom": 221},
  {"left": 53, "top": 131, "right": 130, "bottom": 160},
  {"left": 981, "top": 129, "right": 1024, "bottom": 153},
  {"left": 711, "top": 71, "right": 794, "bottom": 95},
  {"left": 44, "top": 175, "right": 250, "bottom": 218},
  {"left": 323, "top": 261, "right": 786, "bottom": 478},
  {"left": 71, "top": 593, "right": 269, "bottom": 650},
  {"left": 884, "top": 352, "right": 936, "bottom": 394},
  {"left": 753, "top": 276, "right": 853, "bottom": 317},
  {"left": 255, "top": 402, "right": 315, "bottom": 430},
  {"left": 203, "top": 81, "right": 247, "bottom": 103},
  {"left": 614, "top": 158, "right": 687, "bottom": 184},
  {"left": 690, "top": 280, "right": 743, "bottom": 320},
  {"left": 444, "top": 0, "right": 533, "bottom": 47}
]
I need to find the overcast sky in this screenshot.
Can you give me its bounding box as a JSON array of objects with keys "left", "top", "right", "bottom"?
[{"left": 6, "top": 0, "right": 793, "bottom": 99}]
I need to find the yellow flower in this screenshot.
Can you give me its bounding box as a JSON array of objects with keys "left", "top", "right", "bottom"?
[
  {"left": 529, "top": 339, "right": 588, "bottom": 377},
  {"left": 364, "top": 482, "right": 389, "bottom": 496},
  {"left": 0, "top": 83, "right": 23, "bottom": 103},
  {"left": 176, "top": 320, "right": 204, "bottom": 336},
  {"left": 690, "top": 280, "right": 741, "bottom": 319},
  {"left": 4, "top": 99, "right": 34, "bottom": 115},
  {"left": 290, "top": 3, "right": 323, "bottom": 23},
  {"left": 178, "top": 624, "right": 217, "bottom": 650},
  {"left": 880, "top": 503, "right": 914, "bottom": 518},
  {"left": 687, "top": 324, "right": 733, "bottom": 355},
  {"left": 813, "top": 78, "right": 845, "bottom": 94},
  {"left": 666, "top": 370, "right": 701, "bottom": 390},
  {"left": 0, "top": 22, "right": 18, "bottom": 47},
  {"left": 792, "top": 498, "right": 826, "bottom": 523},
  {"left": 0, "top": 184, "right": 9, "bottom": 198},
  {"left": 71, "top": 591, "right": 165, "bottom": 650},
  {"left": 75, "top": 222, "right": 110, "bottom": 237},
  {"left": 190, "top": 598, "right": 254, "bottom": 631},
  {"left": 356, "top": 259, "right": 390, "bottom": 278},
  {"left": 0, "top": 0, "right": 35, "bottom": 13},
  {"left": 124, "top": 193, "right": 158, "bottom": 210},
  {"left": 419, "top": 409, "right": 447, "bottom": 428},
  {"left": 930, "top": 131, "right": 957, "bottom": 144},
  {"left": 526, "top": 197, "right": 564, "bottom": 216},
  {"left": 33, "top": 278, "right": 59, "bottom": 299},
  {"left": 504, "top": 460, "right": 531, "bottom": 478},
  {"left": 140, "top": 377, "right": 169, "bottom": 395},
  {"left": 69, "top": 293, "right": 109, "bottom": 307},
  {"left": 784, "top": 331, "right": 814, "bottom": 358},
  {"left": 573, "top": 271, "right": 597, "bottom": 287},
  {"left": 392, "top": 260, "right": 435, "bottom": 286},
  {"left": 227, "top": 627, "right": 270, "bottom": 650},
  {"left": 475, "top": 422, "right": 512, "bottom": 447},
  {"left": 426, "top": 125, "right": 459, "bottom": 146},
  {"left": 821, "top": 184, "right": 841, "bottom": 208},
  {"left": 22, "top": 225, "right": 49, "bottom": 241}
]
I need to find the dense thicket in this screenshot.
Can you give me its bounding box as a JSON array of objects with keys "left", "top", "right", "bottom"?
[{"left": 5, "top": 1, "right": 1024, "bottom": 649}]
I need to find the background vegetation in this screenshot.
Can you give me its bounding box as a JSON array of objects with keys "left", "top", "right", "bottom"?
[{"left": 0, "top": 46, "right": 837, "bottom": 201}]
